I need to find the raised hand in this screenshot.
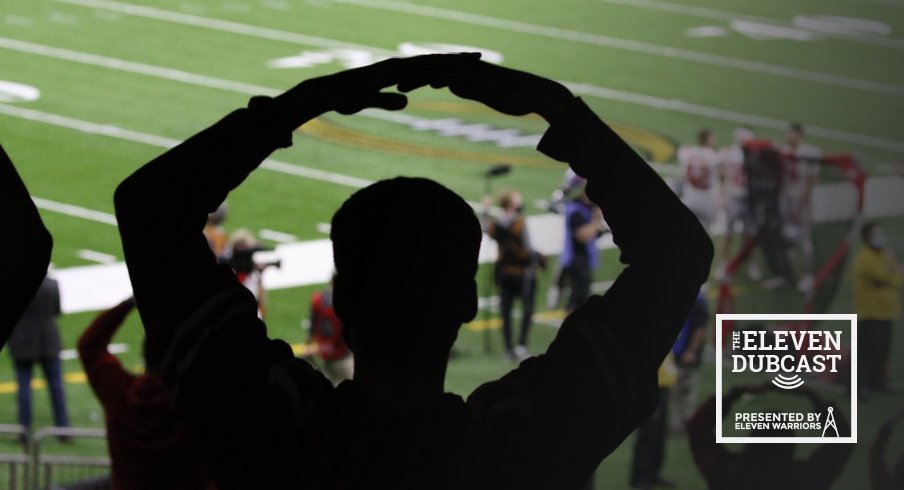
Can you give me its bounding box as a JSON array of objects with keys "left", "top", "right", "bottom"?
[
  {"left": 276, "top": 53, "right": 482, "bottom": 125},
  {"left": 435, "top": 61, "right": 575, "bottom": 125}
]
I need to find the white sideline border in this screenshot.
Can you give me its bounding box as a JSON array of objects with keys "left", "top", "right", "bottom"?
[{"left": 715, "top": 313, "right": 857, "bottom": 444}]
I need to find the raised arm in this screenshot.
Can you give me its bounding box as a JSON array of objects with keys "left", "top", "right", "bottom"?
[
  {"left": 113, "top": 54, "right": 483, "bottom": 486},
  {"left": 77, "top": 298, "right": 136, "bottom": 406},
  {"left": 0, "top": 144, "right": 53, "bottom": 349},
  {"left": 114, "top": 54, "right": 481, "bottom": 365},
  {"left": 448, "top": 62, "right": 713, "bottom": 488}
]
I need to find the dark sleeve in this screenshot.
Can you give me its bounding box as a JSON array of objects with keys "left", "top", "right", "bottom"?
[
  {"left": 114, "top": 97, "right": 331, "bottom": 487},
  {"left": 0, "top": 144, "right": 53, "bottom": 349},
  {"left": 78, "top": 301, "right": 135, "bottom": 406},
  {"left": 467, "top": 98, "right": 713, "bottom": 489},
  {"left": 114, "top": 96, "right": 293, "bottom": 365}
]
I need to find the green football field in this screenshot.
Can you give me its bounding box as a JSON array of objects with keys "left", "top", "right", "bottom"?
[{"left": 1, "top": 0, "right": 903, "bottom": 488}]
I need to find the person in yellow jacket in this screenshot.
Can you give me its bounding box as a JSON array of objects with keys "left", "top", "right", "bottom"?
[{"left": 853, "top": 221, "right": 903, "bottom": 392}]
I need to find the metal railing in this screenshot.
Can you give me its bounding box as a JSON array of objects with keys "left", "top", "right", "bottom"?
[
  {"left": 0, "top": 426, "right": 110, "bottom": 490},
  {"left": 0, "top": 425, "right": 28, "bottom": 490}
]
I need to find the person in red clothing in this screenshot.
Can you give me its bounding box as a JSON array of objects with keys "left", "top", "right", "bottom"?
[
  {"left": 308, "top": 277, "right": 353, "bottom": 384},
  {"left": 77, "top": 298, "right": 215, "bottom": 490}
]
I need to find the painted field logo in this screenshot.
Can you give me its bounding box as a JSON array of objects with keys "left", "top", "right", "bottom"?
[
  {"left": 730, "top": 329, "right": 843, "bottom": 390},
  {"left": 716, "top": 314, "right": 857, "bottom": 444}
]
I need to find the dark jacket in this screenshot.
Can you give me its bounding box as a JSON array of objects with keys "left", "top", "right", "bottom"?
[{"left": 9, "top": 277, "right": 62, "bottom": 361}]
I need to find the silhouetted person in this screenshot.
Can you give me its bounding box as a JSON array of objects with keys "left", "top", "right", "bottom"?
[
  {"left": 8, "top": 275, "right": 70, "bottom": 439},
  {"left": 688, "top": 384, "right": 852, "bottom": 490},
  {"left": 0, "top": 143, "right": 53, "bottom": 350},
  {"left": 77, "top": 298, "right": 215, "bottom": 490},
  {"left": 872, "top": 413, "right": 904, "bottom": 490},
  {"left": 114, "top": 54, "right": 712, "bottom": 489}
]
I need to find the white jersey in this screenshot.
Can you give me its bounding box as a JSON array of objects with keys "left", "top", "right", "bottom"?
[
  {"left": 678, "top": 145, "right": 720, "bottom": 201},
  {"left": 782, "top": 142, "right": 822, "bottom": 202},
  {"left": 678, "top": 145, "right": 720, "bottom": 226},
  {"left": 719, "top": 145, "right": 747, "bottom": 201}
]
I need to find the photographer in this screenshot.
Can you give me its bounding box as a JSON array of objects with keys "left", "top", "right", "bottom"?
[{"left": 221, "top": 229, "right": 280, "bottom": 318}]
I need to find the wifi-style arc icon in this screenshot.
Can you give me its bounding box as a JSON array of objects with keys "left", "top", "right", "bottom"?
[{"left": 772, "top": 374, "right": 805, "bottom": 390}]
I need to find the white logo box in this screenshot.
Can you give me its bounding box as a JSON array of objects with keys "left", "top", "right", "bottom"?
[{"left": 715, "top": 314, "right": 857, "bottom": 444}]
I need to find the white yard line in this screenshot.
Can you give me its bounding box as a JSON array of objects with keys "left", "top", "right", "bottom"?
[
  {"left": 259, "top": 228, "right": 298, "bottom": 243},
  {"left": 327, "top": 0, "right": 904, "bottom": 97},
  {"left": 596, "top": 0, "right": 904, "bottom": 50},
  {"left": 60, "top": 343, "right": 127, "bottom": 360},
  {"left": 0, "top": 37, "right": 278, "bottom": 97},
  {"left": 56, "top": 0, "right": 904, "bottom": 96},
  {"left": 55, "top": 0, "right": 398, "bottom": 56},
  {"left": 2, "top": 37, "right": 901, "bottom": 154},
  {"left": 562, "top": 82, "right": 904, "bottom": 153},
  {"left": 30, "top": 196, "right": 118, "bottom": 225},
  {"left": 5, "top": 15, "right": 35, "bottom": 28},
  {"left": 76, "top": 249, "right": 118, "bottom": 264},
  {"left": 0, "top": 103, "right": 374, "bottom": 189}
]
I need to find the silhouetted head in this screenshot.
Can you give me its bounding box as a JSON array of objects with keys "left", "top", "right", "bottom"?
[
  {"left": 330, "top": 177, "right": 481, "bottom": 369},
  {"left": 787, "top": 122, "right": 805, "bottom": 147}
]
